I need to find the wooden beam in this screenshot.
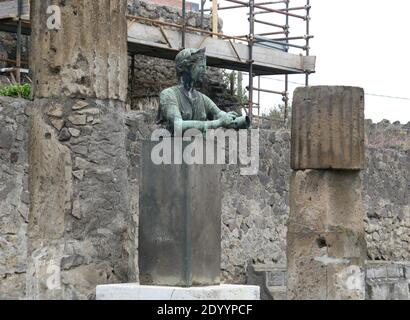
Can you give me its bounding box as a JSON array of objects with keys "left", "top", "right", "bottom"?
[
  {"left": 0, "top": 0, "right": 30, "bottom": 20},
  {"left": 127, "top": 23, "right": 316, "bottom": 75}
]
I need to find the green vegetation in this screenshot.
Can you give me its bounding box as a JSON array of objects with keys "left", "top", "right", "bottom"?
[
  {"left": 0, "top": 83, "right": 31, "bottom": 100},
  {"left": 263, "top": 104, "right": 291, "bottom": 122},
  {"left": 222, "top": 70, "right": 248, "bottom": 105}
]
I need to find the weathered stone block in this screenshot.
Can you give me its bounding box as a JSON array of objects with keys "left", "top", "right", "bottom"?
[
  {"left": 288, "top": 170, "right": 365, "bottom": 233},
  {"left": 371, "top": 265, "right": 388, "bottom": 279},
  {"left": 287, "top": 232, "right": 328, "bottom": 300},
  {"left": 0, "top": 97, "right": 30, "bottom": 300},
  {"left": 326, "top": 264, "right": 365, "bottom": 300},
  {"left": 291, "top": 86, "right": 365, "bottom": 170},
  {"left": 287, "top": 170, "right": 367, "bottom": 300},
  {"left": 366, "top": 280, "right": 410, "bottom": 300},
  {"left": 30, "top": 0, "right": 128, "bottom": 101},
  {"left": 246, "top": 264, "right": 286, "bottom": 300},
  {"left": 386, "top": 263, "right": 404, "bottom": 278},
  {"left": 287, "top": 231, "right": 366, "bottom": 300},
  {"left": 270, "top": 288, "right": 287, "bottom": 300},
  {"left": 365, "top": 262, "right": 410, "bottom": 300},
  {"left": 139, "top": 140, "right": 221, "bottom": 287},
  {"left": 0, "top": 128, "right": 13, "bottom": 149},
  {"left": 0, "top": 273, "right": 26, "bottom": 300},
  {"left": 404, "top": 265, "right": 410, "bottom": 279},
  {"left": 267, "top": 270, "right": 286, "bottom": 287}
]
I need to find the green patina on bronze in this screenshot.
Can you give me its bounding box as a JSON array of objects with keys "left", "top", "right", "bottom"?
[{"left": 157, "top": 48, "right": 250, "bottom": 134}]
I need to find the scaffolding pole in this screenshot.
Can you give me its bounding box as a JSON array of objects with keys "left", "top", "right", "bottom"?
[
  {"left": 194, "top": 0, "right": 311, "bottom": 119},
  {"left": 227, "top": 0, "right": 305, "bottom": 19},
  {"left": 16, "top": 0, "right": 23, "bottom": 84},
  {"left": 305, "top": 0, "right": 311, "bottom": 86},
  {"left": 257, "top": 75, "right": 261, "bottom": 117},
  {"left": 130, "top": 53, "right": 135, "bottom": 109},
  {"left": 284, "top": 0, "right": 289, "bottom": 122},
  {"left": 200, "top": 0, "right": 206, "bottom": 29},
  {"left": 198, "top": 0, "right": 311, "bottom": 118},
  {"left": 248, "top": 0, "right": 255, "bottom": 120},
  {"left": 182, "top": 0, "right": 186, "bottom": 48}
]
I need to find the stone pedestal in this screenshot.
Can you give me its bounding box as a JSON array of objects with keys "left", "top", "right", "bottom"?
[
  {"left": 96, "top": 284, "right": 260, "bottom": 300},
  {"left": 139, "top": 140, "right": 222, "bottom": 287},
  {"left": 287, "top": 86, "right": 366, "bottom": 300}
]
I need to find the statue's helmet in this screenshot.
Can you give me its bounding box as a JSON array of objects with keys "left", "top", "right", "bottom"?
[{"left": 175, "top": 48, "right": 206, "bottom": 77}]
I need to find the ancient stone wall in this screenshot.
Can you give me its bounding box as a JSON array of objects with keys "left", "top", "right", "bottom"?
[
  {"left": 26, "top": 98, "right": 133, "bottom": 300},
  {"left": 0, "top": 97, "right": 30, "bottom": 299},
  {"left": 128, "top": 0, "right": 219, "bottom": 31},
  {"left": 364, "top": 121, "right": 410, "bottom": 261}
]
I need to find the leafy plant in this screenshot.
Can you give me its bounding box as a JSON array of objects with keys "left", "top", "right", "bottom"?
[
  {"left": 222, "top": 70, "right": 248, "bottom": 104},
  {"left": 263, "top": 104, "right": 292, "bottom": 122},
  {"left": 0, "top": 83, "right": 31, "bottom": 99}
]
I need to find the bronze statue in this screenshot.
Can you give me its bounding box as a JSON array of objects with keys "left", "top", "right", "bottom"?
[{"left": 157, "top": 48, "right": 250, "bottom": 134}]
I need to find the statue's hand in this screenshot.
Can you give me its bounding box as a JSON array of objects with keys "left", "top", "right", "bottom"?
[
  {"left": 219, "top": 112, "right": 235, "bottom": 127},
  {"left": 227, "top": 111, "right": 239, "bottom": 119}
]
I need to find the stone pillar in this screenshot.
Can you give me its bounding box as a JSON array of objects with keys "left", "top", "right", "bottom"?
[
  {"left": 287, "top": 86, "right": 367, "bottom": 300},
  {"left": 30, "top": 0, "right": 128, "bottom": 100},
  {"left": 27, "top": 1, "right": 133, "bottom": 300}
]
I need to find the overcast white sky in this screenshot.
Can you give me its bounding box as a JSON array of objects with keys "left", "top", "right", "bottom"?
[{"left": 199, "top": 0, "right": 410, "bottom": 123}]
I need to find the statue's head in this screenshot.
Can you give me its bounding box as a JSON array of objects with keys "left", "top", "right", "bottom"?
[{"left": 175, "top": 48, "right": 206, "bottom": 84}]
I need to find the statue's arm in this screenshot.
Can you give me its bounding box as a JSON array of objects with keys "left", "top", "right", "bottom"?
[
  {"left": 203, "top": 95, "right": 228, "bottom": 119},
  {"left": 202, "top": 94, "right": 250, "bottom": 130},
  {"left": 160, "top": 90, "right": 224, "bottom": 134},
  {"left": 203, "top": 94, "right": 239, "bottom": 122},
  {"left": 174, "top": 118, "right": 224, "bottom": 133}
]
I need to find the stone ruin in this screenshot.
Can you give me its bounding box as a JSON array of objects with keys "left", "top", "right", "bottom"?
[{"left": 0, "top": 0, "right": 409, "bottom": 300}]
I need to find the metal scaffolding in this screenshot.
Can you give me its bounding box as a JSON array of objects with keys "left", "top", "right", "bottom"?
[
  {"left": 0, "top": 0, "right": 30, "bottom": 84},
  {"left": 201, "top": 0, "right": 312, "bottom": 121},
  {"left": 128, "top": 0, "right": 313, "bottom": 121}
]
